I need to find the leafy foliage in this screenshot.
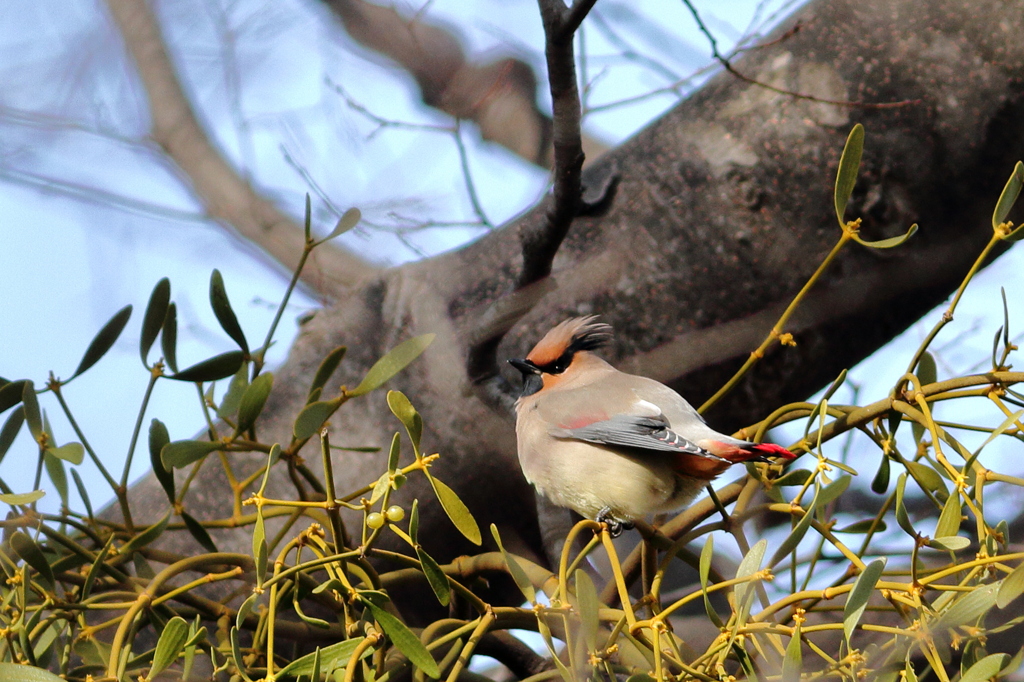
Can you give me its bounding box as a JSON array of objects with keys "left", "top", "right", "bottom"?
[{"left": 1, "top": 137, "right": 1024, "bottom": 682}]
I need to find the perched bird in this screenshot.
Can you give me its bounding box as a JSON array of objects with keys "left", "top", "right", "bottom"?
[{"left": 509, "top": 317, "right": 796, "bottom": 526}]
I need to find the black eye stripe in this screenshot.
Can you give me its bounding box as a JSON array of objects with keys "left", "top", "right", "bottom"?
[{"left": 538, "top": 351, "right": 573, "bottom": 374}]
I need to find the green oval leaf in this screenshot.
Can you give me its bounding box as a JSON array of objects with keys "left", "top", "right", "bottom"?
[
  {"left": 303, "top": 193, "right": 312, "bottom": 241},
  {"left": 310, "top": 647, "right": 323, "bottom": 682},
  {"left": 22, "top": 381, "right": 42, "bottom": 442},
  {"left": 162, "top": 302, "right": 179, "bottom": 373},
  {"left": 257, "top": 443, "right": 280, "bottom": 497},
  {"left": 851, "top": 223, "right": 918, "bottom": 249},
  {"left": 936, "top": 582, "right": 1000, "bottom": 630},
  {"left": 0, "top": 380, "right": 28, "bottom": 415},
  {"left": 818, "top": 475, "right": 851, "bottom": 506},
  {"left": 70, "top": 468, "right": 93, "bottom": 519},
  {"left": 10, "top": 531, "right": 55, "bottom": 590},
  {"left": 43, "top": 450, "right": 68, "bottom": 508},
  {"left": 141, "top": 278, "right": 170, "bottom": 365},
  {"left": 993, "top": 161, "right": 1024, "bottom": 230},
  {"left": 935, "top": 491, "right": 962, "bottom": 538},
  {"left": 387, "top": 429, "right": 401, "bottom": 474},
  {"left": 416, "top": 546, "right": 451, "bottom": 607},
  {"left": 700, "top": 534, "right": 724, "bottom": 628},
  {"left": 236, "top": 372, "right": 273, "bottom": 434},
  {"left": 961, "top": 654, "right": 1010, "bottom": 682},
  {"left": 149, "top": 419, "right": 175, "bottom": 503},
  {"left": 150, "top": 616, "right": 189, "bottom": 679},
  {"left": 916, "top": 351, "right": 937, "bottom": 386},
  {"left": 170, "top": 351, "right": 245, "bottom": 383},
  {"left": 161, "top": 440, "right": 221, "bottom": 469},
  {"left": 997, "top": 562, "right": 1024, "bottom": 609},
  {"left": 0, "top": 407, "right": 25, "bottom": 466},
  {"left": 348, "top": 334, "right": 435, "bottom": 397},
  {"left": 905, "top": 460, "right": 947, "bottom": 497},
  {"left": 929, "top": 536, "right": 970, "bottom": 551},
  {"left": 253, "top": 508, "right": 268, "bottom": 587},
  {"left": 734, "top": 538, "right": 768, "bottom": 623},
  {"left": 782, "top": 625, "right": 802, "bottom": 682},
  {"left": 72, "top": 305, "right": 132, "bottom": 379},
  {"left": 835, "top": 519, "right": 887, "bottom": 534},
  {"left": 48, "top": 442, "right": 84, "bottom": 465},
  {"left": 228, "top": 627, "right": 249, "bottom": 682},
  {"left": 293, "top": 399, "right": 341, "bottom": 440},
  {"left": 121, "top": 511, "right": 171, "bottom": 555},
  {"left": 0, "top": 662, "right": 67, "bottom": 682},
  {"left": 308, "top": 346, "right": 346, "bottom": 402},
  {"left": 895, "top": 474, "right": 916, "bottom": 536},
  {"left": 430, "top": 476, "right": 480, "bottom": 545},
  {"left": 491, "top": 524, "right": 535, "bottom": 603},
  {"left": 181, "top": 512, "right": 218, "bottom": 553},
  {"left": 210, "top": 270, "right": 249, "bottom": 354},
  {"left": 575, "top": 569, "right": 600, "bottom": 651},
  {"left": 834, "top": 123, "right": 865, "bottom": 225},
  {"left": 369, "top": 471, "right": 391, "bottom": 506},
  {"left": 387, "top": 391, "right": 422, "bottom": 454},
  {"left": 81, "top": 536, "right": 115, "bottom": 601},
  {"left": 972, "top": 409, "right": 1024, "bottom": 462},
  {"left": 844, "top": 558, "right": 885, "bottom": 644},
  {"left": 277, "top": 639, "right": 366, "bottom": 679},
  {"left": 409, "top": 499, "right": 419, "bottom": 543},
  {"left": 319, "top": 207, "right": 361, "bottom": 243},
  {"left": 0, "top": 490, "right": 45, "bottom": 506},
  {"left": 236, "top": 592, "right": 258, "bottom": 630},
  {"left": 769, "top": 492, "right": 818, "bottom": 569},
  {"left": 871, "top": 455, "right": 891, "bottom": 494},
  {"left": 216, "top": 365, "right": 249, "bottom": 420},
  {"left": 1003, "top": 223, "right": 1024, "bottom": 241},
  {"left": 363, "top": 600, "right": 439, "bottom": 679},
  {"left": 293, "top": 587, "right": 331, "bottom": 629}
]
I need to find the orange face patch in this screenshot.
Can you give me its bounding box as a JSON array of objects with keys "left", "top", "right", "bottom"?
[{"left": 526, "top": 318, "right": 591, "bottom": 367}]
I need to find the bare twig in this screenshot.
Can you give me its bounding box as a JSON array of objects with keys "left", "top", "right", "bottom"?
[
  {"left": 517, "top": 0, "right": 596, "bottom": 290},
  {"left": 464, "top": 0, "right": 598, "bottom": 402},
  {"left": 0, "top": 166, "right": 207, "bottom": 224},
  {"left": 105, "top": 0, "right": 376, "bottom": 299},
  {"left": 681, "top": 0, "right": 919, "bottom": 110},
  {"left": 454, "top": 120, "right": 493, "bottom": 229}
]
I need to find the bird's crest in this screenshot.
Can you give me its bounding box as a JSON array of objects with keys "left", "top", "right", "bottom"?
[{"left": 526, "top": 317, "right": 613, "bottom": 367}]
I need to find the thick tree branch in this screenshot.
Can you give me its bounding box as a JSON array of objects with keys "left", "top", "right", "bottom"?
[
  {"left": 476, "top": 631, "right": 556, "bottom": 679},
  {"left": 105, "top": 0, "right": 376, "bottom": 299},
  {"left": 323, "top": 0, "right": 608, "bottom": 170},
  {"left": 118, "top": 0, "right": 1024, "bottom": 630}
]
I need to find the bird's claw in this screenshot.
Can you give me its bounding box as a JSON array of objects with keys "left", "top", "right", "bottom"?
[{"left": 596, "top": 507, "right": 634, "bottom": 538}]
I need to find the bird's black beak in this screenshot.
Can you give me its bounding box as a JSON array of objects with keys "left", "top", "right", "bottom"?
[
  {"left": 508, "top": 358, "right": 543, "bottom": 398},
  {"left": 508, "top": 358, "right": 538, "bottom": 375}
]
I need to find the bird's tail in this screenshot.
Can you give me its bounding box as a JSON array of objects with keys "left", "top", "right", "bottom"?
[
  {"left": 701, "top": 440, "right": 797, "bottom": 463},
  {"left": 743, "top": 442, "right": 797, "bottom": 461}
]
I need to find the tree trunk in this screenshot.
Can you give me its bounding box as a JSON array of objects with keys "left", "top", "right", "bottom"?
[{"left": 121, "top": 0, "right": 1024, "bottom": 618}]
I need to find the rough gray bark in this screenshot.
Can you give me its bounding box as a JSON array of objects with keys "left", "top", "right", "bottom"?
[{"left": 121, "top": 0, "right": 1024, "bottom": 619}]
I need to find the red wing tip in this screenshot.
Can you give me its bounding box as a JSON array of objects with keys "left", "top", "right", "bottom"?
[{"left": 751, "top": 443, "right": 798, "bottom": 460}]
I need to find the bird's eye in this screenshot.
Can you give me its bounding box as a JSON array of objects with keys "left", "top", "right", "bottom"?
[{"left": 548, "top": 353, "right": 572, "bottom": 374}]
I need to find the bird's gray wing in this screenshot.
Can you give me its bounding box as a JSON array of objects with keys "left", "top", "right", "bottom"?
[{"left": 550, "top": 415, "right": 728, "bottom": 461}]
